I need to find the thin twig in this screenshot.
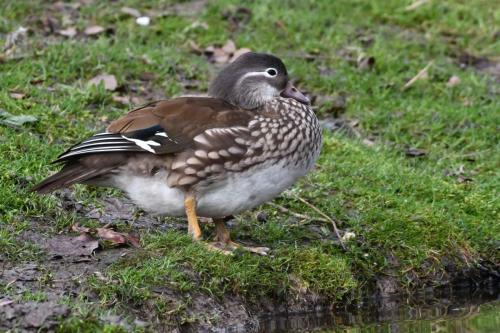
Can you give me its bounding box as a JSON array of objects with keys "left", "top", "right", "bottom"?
[
  {"left": 403, "top": 61, "right": 433, "bottom": 90},
  {"left": 405, "top": 0, "right": 429, "bottom": 11},
  {"left": 266, "top": 202, "right": 329, "bottom": 223},
  {"left": 290, "top": 194, "right": 346, "bottom": 250}
]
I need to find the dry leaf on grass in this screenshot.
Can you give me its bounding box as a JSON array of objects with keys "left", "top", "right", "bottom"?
[
  {"left": 447, "top": 75, "right": 461, "bottom": 87},
  {"left": 0, "top": 300, "right": 14, "bottom": 307},
  {"left": 405, "top": 148, "right": 427, "bottom": 157},
  {"left": 88, "top": 74, "right": 118, "bottom": 91},
  {"left": 72, "top": 224, "right": 141, "bottom": 248},
  {"left": 0, "top": 26, "right": 30, "bottom": 62},
  {"left": 84, "top": 25, "right": 105, "bottom": 36},
  {"left": 222, "top": 6, "right": 252, "bottom": 32},
  {"left": 112, "top": 95, "right": 142, "bottom": 106},
  {"left": 44, "top": 234, "right": 98, "bottom": 259},
  {"left": 0, "top": 109, "right": 37, "bottom": 127},
  {"left": 314, "top": 93, "right": 347, "bottom": 116},
  {"left": 4, "top": 26, "right": 28, "bottom": 50},
  {"left": 231, "top": 47, "right": 252, "bottom": 62},
  {"left": 58, "top": 27, "right": 77, "bottom": 38},
  {"left": 120, "top": 6, "right": 141, "bottom": 18},
  {"left": 190, "top": 39, "right": 251, "bottom": 64},
  {"left": 9, "top": 92, "right": 26, "bottom": 100},
  {"left": 357, "top": 54, "right": 375, "bottom": 71}
]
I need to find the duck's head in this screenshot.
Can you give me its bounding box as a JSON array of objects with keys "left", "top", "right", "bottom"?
[{"left": 208, "top": 52, "right": 309, "bottom": 109}]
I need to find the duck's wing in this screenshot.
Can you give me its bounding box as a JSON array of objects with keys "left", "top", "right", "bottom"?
[
  {"left": 55, "top": 97, "right": 253, "bottom": 162},
  {"left": 33, "top": 97, "right": 254, "bottom": 193}
]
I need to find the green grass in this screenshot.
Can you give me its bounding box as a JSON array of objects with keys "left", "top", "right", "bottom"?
[{"left": 1, "top": 0, "right": 499, "bottom": 330}]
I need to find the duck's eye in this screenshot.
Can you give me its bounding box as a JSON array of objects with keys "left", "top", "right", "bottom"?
[{"left": 266, "top": 68, "right": 278, "bottom": 77}]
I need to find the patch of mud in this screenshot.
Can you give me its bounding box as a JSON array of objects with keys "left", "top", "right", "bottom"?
[
  {"left": 0, "top": 247, "right": 128, "bottom": 331},
  {"left": 0, "top": 301, "right": 69, "bottom": 331},
  {"left": 54, "top": 188, "right": 186, "bottom": 231},
  {"left": 457, "top": 52, "right": 500, "bottom": 83}
]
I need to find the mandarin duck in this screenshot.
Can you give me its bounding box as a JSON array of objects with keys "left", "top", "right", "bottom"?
[{"left": 33, "top": 52, "right": 322, "bottom": 254}]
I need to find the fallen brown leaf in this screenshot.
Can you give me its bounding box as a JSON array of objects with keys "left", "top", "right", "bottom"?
[
  {"left": 30, "top": 78, "right": 45, "bottom": 85},
  {"left": 319, "top": 117, "right": 361, "bottom": 139},
  {"left": 221, "top": 39, "right": 236, "bottom": 55},
  {"left": 230, "top": 48, "right": 251, "bottom": 62},
  {"left": 120, "top": 6, "right": 141, "bottom": 18},
  {"left": 88, "top": 74, "right": 118, "bottom": 91},
  {"left": 188, "top": 40, "right": 203, "bottom": 54},
  {"left": 112, "top": 95, "right": 131, "bottom": 105},
  {"left": 447, "top": 75, "right": 461, "bottom": 87},
  {"left": 0, "top": 300, "right": 14, "bottom": 307},
  {"left": 405, "top": 148, "right": 427, "bottom": 157},
  {"left": 84, "top": 25, "right": 105, "bottom": 36},
  {"left": 44, "top": 234, "right": 98, "bottom": 259},
  {"left": 4, "top": 26, "right": 28, "bottom": 50},
  {"left": 139, "top": 72, "right": 155, "bottom": 81},
  {"left": 357, "top": 55, "right": 375, "bottom": 71},
  {"left": 72, "top": 224, "right": 141, "bottom": 248},
  {"left": 213, "top": 48, "right": 230, "bottom": 64},
  {"left": 362, "top": 138, "right": 376, "bottom": 147},
  {"left": 41, "top": 16, "right": 60, "bottom": 34},
  {"left": 97, "top": 228, "right": 140, "bottom": 247},
  {"left": 314, "top": 93, "right": 347, "bottom": 116},
  {"left": 112, "top": 95, "right": 142, "bottom": 106},
  {"left": 9, "top": 92, "right": 26, "bottom": 100},
  {"left": 200, "top": 39, "right": 251, "bottom": 64},
  {"left": 58, "top": 27, "right": 77, "bottom": 38},
  {"left": 222, "top": 6, "right": 252, "bottom": 32}
]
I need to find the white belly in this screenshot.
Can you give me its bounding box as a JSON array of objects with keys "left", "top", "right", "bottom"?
[{"left": 112, "top": 161, "right": 308, "bottom": 217}]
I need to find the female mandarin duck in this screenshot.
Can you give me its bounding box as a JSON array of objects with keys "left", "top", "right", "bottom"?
[{"left": 33, "top": 52, "right": 322, "bottom": 255}]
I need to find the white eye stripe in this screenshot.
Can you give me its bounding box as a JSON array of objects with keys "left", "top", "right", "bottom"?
[{"left": 236, "top": 69, "right": 279, "bottom": 86}]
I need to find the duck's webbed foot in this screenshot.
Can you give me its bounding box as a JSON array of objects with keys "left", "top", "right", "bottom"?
[{"left": 207, "top": 218, "right": 269, "bottom": 256}]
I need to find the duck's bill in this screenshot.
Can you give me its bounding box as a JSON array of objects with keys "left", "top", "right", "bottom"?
[{"left": 281, "top": 82, "right": 310, "bottom": 105}]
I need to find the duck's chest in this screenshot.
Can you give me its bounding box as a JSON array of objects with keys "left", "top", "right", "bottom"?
[{"left": 248, "top": 98, "right": 322, "bottom": 169}]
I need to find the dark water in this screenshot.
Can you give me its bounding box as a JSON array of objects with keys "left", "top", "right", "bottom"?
[{"left": 259, "top": 285, "right": 500, "bottom": 332}]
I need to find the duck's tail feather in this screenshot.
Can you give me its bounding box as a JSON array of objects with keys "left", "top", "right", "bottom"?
[{"left": 31, "top": 161, "right": 115, "bottom": 194}]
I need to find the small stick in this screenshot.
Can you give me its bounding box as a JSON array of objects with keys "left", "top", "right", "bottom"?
[
  {"left": 266, "top": 202, "right": 329, "bottom": 223},
  {"left": 290, "top": 194, "right": 346, "bottom": 250},
  {"left": 405, "top": 0, "right": 429, "bottom": 11},
  {"left": 403, "top": 61, "right": 433, "bottom": 90}
]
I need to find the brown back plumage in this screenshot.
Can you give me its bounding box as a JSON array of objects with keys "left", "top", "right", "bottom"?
[{"left": 33, "top": 97, "right": 254, "bottom": 193}]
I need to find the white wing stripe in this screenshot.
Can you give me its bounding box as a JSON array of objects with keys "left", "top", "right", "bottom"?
[
  {"left": 121, "top": 136, "right": 156, "bottom": 153},
  {"left": 76, "top": 136, "right": 126, "bottom": 144},
  {"left": 60, "top": 146, "right": 140, "bottom": 158}
]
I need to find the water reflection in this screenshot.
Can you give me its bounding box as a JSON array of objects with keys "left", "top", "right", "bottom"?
[{"left": 259, "top": 284, "right": 500, "bottom": 332}]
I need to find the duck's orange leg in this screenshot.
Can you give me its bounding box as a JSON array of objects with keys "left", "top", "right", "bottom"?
[{"left": 184, "top": 194, "right": 202, "bottom": 241}]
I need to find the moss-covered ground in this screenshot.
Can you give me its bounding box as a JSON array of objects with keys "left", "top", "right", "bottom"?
[{"left": 1, "top": 0, "right": 498, "bottom": 331}]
